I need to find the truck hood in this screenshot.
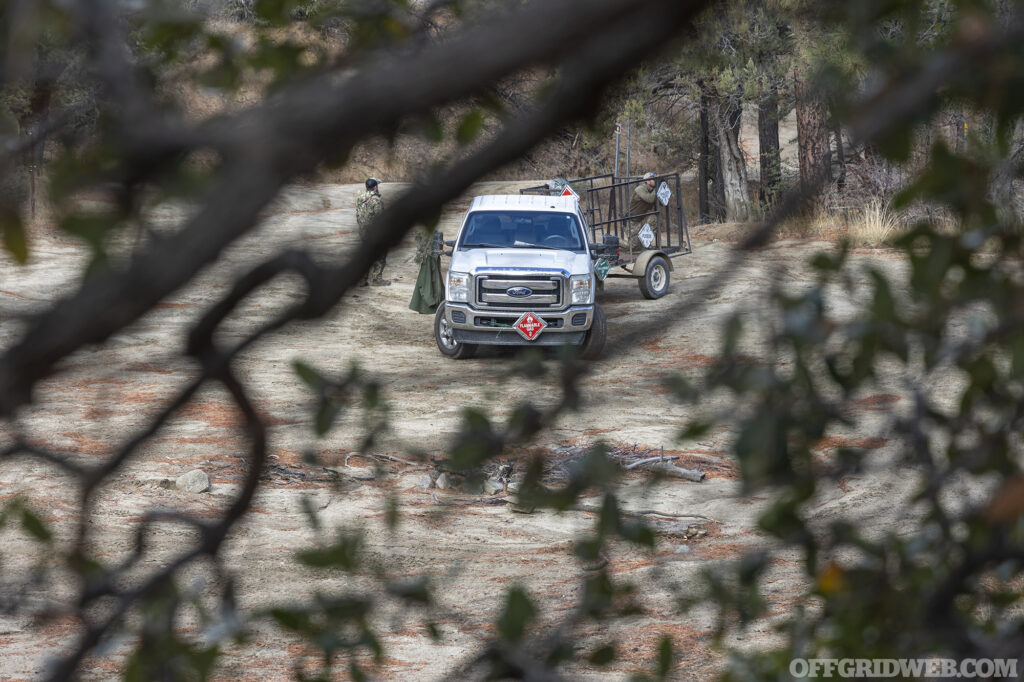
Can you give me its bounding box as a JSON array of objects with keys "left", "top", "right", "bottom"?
[{"left": 451, "top": 248, "right": 590, "bottom": 276}]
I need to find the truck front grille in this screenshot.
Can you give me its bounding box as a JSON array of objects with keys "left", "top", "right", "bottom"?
[
  {"left": 475, "top": 275, "right": 564, "bottom": 310},
  {"left": 474, "top": 316, "right": 563, "bottom": 329}
]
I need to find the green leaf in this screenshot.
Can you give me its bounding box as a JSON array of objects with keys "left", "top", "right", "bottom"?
[
  {"left": 386, "top": 577, "right": 431, "bottom": 604},
  {"left": 1, "top": 210, "right": 27, "bottom": 263},
  {"left": 297, "top": 531, "right": 363, "bottom": 570},
  {"left": 255, "top": 0, "right": 290, "bottom": 24},
  {"left": 589, "top": 644, "right": 616, "bottom": 665},
  {"left": 656, "top": 635, "right": 673, "bottom": 678},
  {"left": 20, "top": 507, "right": 52, "bottom": 542},
  {"left": 299, "top": 495, "right": 322, "bottom": 532},
  {"left": 497, "top": 586, "right": 536, "bottom": 644},
  {"left": 456, "top": 109, "right": 484, "bottom": 145},
  {"left": 582, "top": 571, "right": 614, "bottom": 615},
  {"left": 421, "top": 112, "right": 444, "bottom": 143},
  {"left": 271, "top": 607, "right": 312, "bottom": 633},
  {"left": 619, "top": 520, "right": 656, "bottom": 547},
  {"left": 350, "top": 661, "right": 368, "bottom": 682},
  {"left": 507, "top": 403, "right": 542, "bottom": 440},
  {"left": 385, "top": 493, "right": 400, "bottom": 531},
  {"left": 314, "top": 400, "right": 341, "bottom": 436},
  {"left": 573, "top": 536, "right": 603, "bottom": 562},
  {"left": 448, "top": 408, "right": 498, "bottom": 469},
  {"left": 59, "top": 213, "right": 115, "bottom": 249},
  {"left": 363, "top": 381, "right": 383, "bottom": 409},
  {"left": 293, "top": 361, "right": 325, "bottom": 390},
  {"left": 197, "top": 61, "right": 240, "bottom": 91},
  {"left": 598, "top": 494, "right": 620, "bottom": 537},
  {"left": 187, "top": 645, "right": 220, "bottom": 681},
  {"left": 677, "top": 420, "right": 710, "bottom": 440}
]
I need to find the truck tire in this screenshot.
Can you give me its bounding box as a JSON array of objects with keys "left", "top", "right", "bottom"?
[
  {"left": 435, "top": 304, "right": 477, "bottom": 359},
  {"left": 639, "top": 255, "right": 670, "bottom": 299},
  {"left": 579, "top": 303, "right": 606, "bottom": 360}
]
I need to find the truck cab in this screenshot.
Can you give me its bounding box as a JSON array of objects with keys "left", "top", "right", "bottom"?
[{"left": 434, "top": 194, "right": 606, "bottom": 359}]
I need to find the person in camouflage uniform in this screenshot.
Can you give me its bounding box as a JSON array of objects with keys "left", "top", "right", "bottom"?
[
  {"left": 356, "top": 177, "right": 389, "bottom": 286},
  {"left": 626, "top": 172, "right": 659, "bottom": 258}
]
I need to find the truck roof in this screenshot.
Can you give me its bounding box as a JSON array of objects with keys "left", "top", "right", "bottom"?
[{"left": 467, "top": 194, "right": 579, "bottom": 213}]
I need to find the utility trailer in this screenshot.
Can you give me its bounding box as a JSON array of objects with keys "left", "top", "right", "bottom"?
[{"left": 520, "top": 173, "right": 691, "bottom": 299}]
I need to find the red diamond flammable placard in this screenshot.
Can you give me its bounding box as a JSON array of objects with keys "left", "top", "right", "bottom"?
[{"left": 513, "top": 312, "right": 547, "bottom": 341}]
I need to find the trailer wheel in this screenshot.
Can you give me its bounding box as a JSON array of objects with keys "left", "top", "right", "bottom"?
[
  {"left": 639, "top": 255, "right": 670, "bottom": 299},
  {"left": 435, "top": 304, "right": 477, "bottom": 359},
  {"left": 579, "top": 303, "right": 606, "bottom": 360}
]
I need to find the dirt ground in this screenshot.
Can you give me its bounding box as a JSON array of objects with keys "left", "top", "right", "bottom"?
[{"left": 0, "top": 181, "right": 916, "bottom": 680}]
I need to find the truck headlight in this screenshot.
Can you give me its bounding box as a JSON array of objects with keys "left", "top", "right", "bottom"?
[
  {"left": 570, "top": 274, "right": 592, "bottom": 304},
  {"left": 448, "top": 271, "right": 470, "bottom": 302}
]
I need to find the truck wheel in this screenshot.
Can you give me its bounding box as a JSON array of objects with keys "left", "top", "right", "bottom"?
[
  {"left": 435, "top": 304, "right": 477, "bottom": 359},
  {"left": 579, "top": 303, "right": 606, "bottom": 360},
  {"left": 639, "top": 255, "right": 670, "bottom": 299}
]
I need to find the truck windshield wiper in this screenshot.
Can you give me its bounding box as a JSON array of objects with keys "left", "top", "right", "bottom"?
[
  {"left": 512, "top": 242, "right": 563, "bottom": 250},
  {"left": 461, "top": 243, "right": 508, "bottom": 248}
]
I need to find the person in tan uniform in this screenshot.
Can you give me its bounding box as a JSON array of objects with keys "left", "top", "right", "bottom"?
[{"left": 627, "top": 172, "right": 658, "bottom": 258}]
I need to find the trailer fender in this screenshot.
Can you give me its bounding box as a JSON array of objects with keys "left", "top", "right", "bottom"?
[{"left": 633, "top": 250, "right": 674, "bottom": 277}]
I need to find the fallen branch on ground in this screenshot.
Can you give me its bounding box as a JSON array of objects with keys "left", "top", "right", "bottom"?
[
  {"left": 623, "top": 455, "right": 679, "bottom": 470},
  {"left": 646, "top": 461, "right": 706, "bottom": 482},
  {"left": 572, "top": 503, "right": 716, "bottom": 523}
]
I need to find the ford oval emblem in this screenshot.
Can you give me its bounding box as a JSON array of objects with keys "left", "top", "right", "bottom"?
[{"left": 506, "top": 287, "right": 533, "bottom": 298}]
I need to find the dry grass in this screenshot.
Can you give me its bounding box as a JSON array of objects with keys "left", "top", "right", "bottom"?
[{"left": 800, "top": 199, "right": 903, "bottom": 245}]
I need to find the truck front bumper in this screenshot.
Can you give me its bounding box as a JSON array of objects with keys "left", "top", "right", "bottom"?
[{"left": 444, "top": 303, "right": 593, "bottom": 346}]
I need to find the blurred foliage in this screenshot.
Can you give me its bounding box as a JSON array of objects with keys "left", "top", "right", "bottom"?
[{"left": 1, "top": 0, "right": 1024, "bottom": 679}]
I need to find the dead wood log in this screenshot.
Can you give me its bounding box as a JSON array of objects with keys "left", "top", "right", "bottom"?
[{"left": 647, "top": 460, "right": 706, "bottom": 482}]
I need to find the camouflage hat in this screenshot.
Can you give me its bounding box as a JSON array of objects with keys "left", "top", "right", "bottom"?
[
  {"left": 642, "top": 172, "right": 656, "bottom": 180},
  {"left": 365, "top": 177, "right": 380, "bottom": 190}
]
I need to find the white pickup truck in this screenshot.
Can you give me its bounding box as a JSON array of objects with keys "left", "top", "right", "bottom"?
[{"left": 434, "top": 194, "right": 606, "bottom": 359}]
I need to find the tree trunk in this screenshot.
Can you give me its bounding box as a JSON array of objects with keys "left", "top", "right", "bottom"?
[
  {"left": 991, "top": 118, "right": 1024, "bottom": 227},
  {"left": 715, "top": 98, "right": 752, "bottom": 222},
  {"left": 834, "top": 122, "right": 846, "bottom": 192},
  {"left": 758, "top": 85, "right": 781, "bottom": 209},
  {"left": 705, "top": 87, "right": 727, "bottom": 222},
  {"left": 698, "top": 84, "right": 712, "bottom": 223},
  {"left": 712, "top": 124, "right": 726, "bottom": 221},
  {"left": 795, "top": 69, "right": 830, "bottom": 201}
]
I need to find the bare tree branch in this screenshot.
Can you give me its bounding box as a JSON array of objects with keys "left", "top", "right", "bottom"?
[{"left": 0, "top": 0, "right": 711, "bottom": 417}]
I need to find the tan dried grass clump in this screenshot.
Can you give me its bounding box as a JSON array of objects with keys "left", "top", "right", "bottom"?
[{"left": 804, "top": 199, "right": 903, "bottom": 245}]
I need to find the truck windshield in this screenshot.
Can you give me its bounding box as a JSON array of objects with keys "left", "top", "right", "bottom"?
[{"left": 458, "top": 211, "right": 586, "bottom": 252}]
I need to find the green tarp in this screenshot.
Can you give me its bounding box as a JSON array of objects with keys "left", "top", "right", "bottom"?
[{"left": 408, "top": 253, "right": 444, "bottom": 314}]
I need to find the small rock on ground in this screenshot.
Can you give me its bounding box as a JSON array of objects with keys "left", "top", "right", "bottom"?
[
  {"left": 417, "top": 475, "right": 435, "bottom": 490},
  {"left": 176, "top": 469, "right": 211, "bottom": 493},
  {"left": 435, "top": 473, "right": 453, "bottom": 490},
  {"left": 483, "top": 478, "right": 504, "bottom": 494}
]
